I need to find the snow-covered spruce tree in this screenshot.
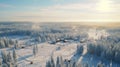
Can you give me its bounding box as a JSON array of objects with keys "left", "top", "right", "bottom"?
[
  {"left": 110, "top": 60, "right": 112, "bottom": 67},
  {"left": 83, "top": 63, "right": 89, "bottom": 67},
  {"left": 1, "top": 50, "right": 8, "bottom": 64},
  {"left": 87, "top": 43, "right": 95, "bottom": 55},
  {"left": 95, "top": 44, "right": 103, "bottom": 57},
  {"left": 9, "top": 39, "right": 14, "bottom": 45},
  {"left": 46, "top": 60, "right": 51, "bottom": 67},
  {"left": 14, "top": 43, "right": 19, "bottom": 49},
  {"left": 14, "top": 44, "right": 17, "bottom": 49},
  {"left": 15, "top": 40, "right": 19, "bottom": 49},
  {"left": 35, "top": 44, "right": 38, "bottom": 53},
  {"left": 15, "top": 40, "right": 18, "bottom": 44},
  {"left": 0, "top": 40, "right": 5, "bottom": 48},
  {"left": 2, "top": 63, "right": 8, "bottom": 67},
  {"left": 4, "top": 38, "right": 9, "bottom": 47},
  {"left": 0, "top": 58, "right": 2, "bottom": 67},
  {"left": 59, "top": 56, "right": 64, "bottom": 67},
  {"left": 38, "top": 37, "right": 41, "bottom": 43},
  {"left": 64, "top": 60, "right": 69, "bottom": 67},
  {"left": 56, "top": 56, "right": 60, "bottom": 67},
  {"left": 7, "top": 52, "right": 13, "bottom": 63},
  {"left": 76, "top": 45, "right": 83, "bottom": 55},
  {"left": 72, "top": 61, "right": 77, "bottom": 67},
  {"left": 50, "top": 56, "right": 55, "bottom": 67},
  {"left": 1, "top": 51, "right": 13, "bottom": 67},
  {"left": 96, "top": 62, "right": 105, "bottom": 67},
  {"left": 114, "top": 49, "right": 120, "bottom": 63},
  {"left": 105, "top": 47, "right": 114, "bottom": 61},
  {"left": 68, "top": 62, "right": 73, "bottom": 67},
  {"left": 33, "top": 45, "right": 37, "bottom": 57},
  {"left": 13, "top": 49, "right": 17, "bottom": 67}
]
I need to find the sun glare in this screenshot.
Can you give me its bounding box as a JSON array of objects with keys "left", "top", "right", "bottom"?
[{"left": 96, "top": 0, "right": 113, "bottom": 12}]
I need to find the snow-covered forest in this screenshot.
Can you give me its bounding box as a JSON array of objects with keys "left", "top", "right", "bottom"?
[{"left": 0, "top": 22, "right": 120, "bottom": 67}]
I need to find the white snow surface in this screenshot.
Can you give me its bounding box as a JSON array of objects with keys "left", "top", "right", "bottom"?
[{"left": 17, "top": 43, "right": 77, "bottom": 67}]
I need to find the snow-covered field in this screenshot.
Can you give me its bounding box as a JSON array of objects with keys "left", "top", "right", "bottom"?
[{"left": 18, "top": 43, "right": 77, "bottom": 67}]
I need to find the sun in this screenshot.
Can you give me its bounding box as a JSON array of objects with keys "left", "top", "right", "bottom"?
[{"left": 96, "top": 0, "right": 113, "bottom": 12}]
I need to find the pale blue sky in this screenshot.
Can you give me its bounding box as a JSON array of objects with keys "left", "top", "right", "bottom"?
[{"left": 0, "top": 0, "right": 120, "bottom": 22}]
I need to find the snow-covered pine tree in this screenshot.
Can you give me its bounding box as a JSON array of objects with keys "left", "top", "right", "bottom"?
[
  {"left": 46, "top": 55, "right": 56, "bottom": 67},
  {"left": 46, "top": 61, "right": 51, "bottom": 67},
  {"left": 110, "top": 60, "right": 112, "bottom": 67},
  {"left": 56, "top": 56, "right": 60, "bottom": 67},
  {"left": 72, "top": 61, "right": 77, "bottom": 67},
  {"left": 50, "top": 56, "right": 55, "bottom": 67},
  {"left": 14, "top": 44, "right": 18, "bottom": 49},
  {"left": 15, "top": 40, "right": 18, "bottom": 44},
  {"left": 4, "top": 38, "right": 9, "bottom": 47},
  {"left": 35, "top": 44, "right": 38, "bottom": 53},
  {"left": 97, "top": 62, "right": 105, "bottom": 67},
  {"left": 9, "top": 39, "right": 13, "bottom": 45},
  {"left": 59, "top": 56, "right": 64, "bottom": 67},
  {"left": 13, "top": 49, "right": 17, "bottom": 67},
  {"left": 33, "top": 45, "right": 36, "bottom": 56},
  {"left": 2, "top": 63, "right": 8, "bottom": 67},
  {"left": 7, "top": 52, "right": 13, "bottom": 63},
  {"left": 83, "top": 63, "right": 89, "bottom": 67},
  {"left": 0, "top": 58, "right": 2, "bottom": 67},
  {"left": 0, "top": 40, "right": 5, "bottom": 48},
  {"left": 76, "top": 45, "right": 83, "bottom": 55},
  {"left": 1, "top": 50, "right": 7, "bottom": 64},
  {"left": 38, "top": 37, "right": 41, "bottom": 43}
]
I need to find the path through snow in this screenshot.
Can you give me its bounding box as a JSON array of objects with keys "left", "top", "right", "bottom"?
[{"left": 77, "top": 44, "right": 87, "bottom": 63}]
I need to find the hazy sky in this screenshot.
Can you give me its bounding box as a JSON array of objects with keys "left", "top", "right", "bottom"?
[{"left": 0, "top": 0, "right": 120, "bottom": 22}]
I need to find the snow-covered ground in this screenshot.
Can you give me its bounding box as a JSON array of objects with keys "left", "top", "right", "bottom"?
[{"left": 14, "top": 42, "right": 77, "bottom": 67}]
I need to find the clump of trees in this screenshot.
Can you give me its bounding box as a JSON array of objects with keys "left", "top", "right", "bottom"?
[
  {"left": 0, "top": 37, "right": 17, "bottom": 48},
  {"left": 1, "top": 49, "right": 17, "bottom": 67},
  {"left": 46, "top": 56, "right": 68, "bottom": 67},
  {"left": 87, "top": 40, "right": 120, "bottom": 63},
  {"left": 45, "top": 56, "right": 106, "bottom": 67},
  {"left": 34, "top": 32, "right": 87, "bottom": 44}
]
